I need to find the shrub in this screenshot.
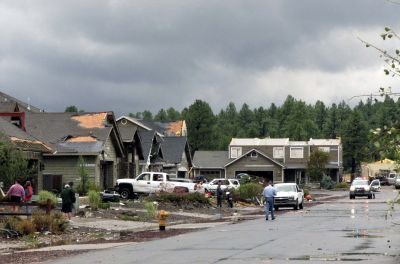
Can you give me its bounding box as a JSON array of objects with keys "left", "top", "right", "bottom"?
[
  {"left": 1, "top": 212, "right": 67, "bottom": 236},
  {"left": 88, "top": 190, "right": 101, "bottom": 210},
  {"left": 144, "top": 201, "right": 158, "bottom": 219},
  {"left": 185, "top": 192, "right": 210, "bottom": 205},
  {"left": 335, "top": 182, "right": 349, "bottom": 189},
  {"left": 88, "top": 181, "right": 101, "bottom": 192},
  {"left": 234, "top": 183, "right": 264, "bottom": 201},
  {"left": 147, "top": 192, "right": 210, "bottom": 206},
  {"left": 99, "top": 202, "right": 111, "bottom": 210},
  {"left": 50, "top": 212, "right": 68, "bottom": 233},
  {"left": 32, "top": 212, "right": 68, "bottom": 233},
  {"left": 320, "top": 175, "right": 335, "bottom": 190},
  {"left": 16, "top": 219, "right": 36, "bottom": 235},
  {"left": 37, "top": 190, "right": 58, "bottom": 206},
  {"left": 32, "top": 213, "right": 53, "bottom": 232},
  {"left": 76, "top": 155, "right": 95, "bottom": 195}
]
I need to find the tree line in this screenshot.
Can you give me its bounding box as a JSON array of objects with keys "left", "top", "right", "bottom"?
[{"left": 129, "top": 95, "right": 400, "bottom": 174}]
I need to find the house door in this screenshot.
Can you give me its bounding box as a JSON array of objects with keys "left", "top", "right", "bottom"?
[
  {"left": 43, "top": 174, "right": 62, "bottom": 194},
  {"left": 101, "top": 161, "right": 114, "bottom": 190}
]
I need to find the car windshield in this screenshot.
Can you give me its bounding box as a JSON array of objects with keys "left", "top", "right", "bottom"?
[
  {"left": 352, "top": 180, "right": 368, "bottom": 186},
  {"left": 275, "top": 185, "right": 296, "bottom": 192}
]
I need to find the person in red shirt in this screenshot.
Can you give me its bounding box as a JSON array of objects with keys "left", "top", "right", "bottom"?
[
  {"left": 24, "top": 181, "right": 33, "bottom": 214},
  {"left": 6, "top": 178, "right": 25, "bottom": 212}
]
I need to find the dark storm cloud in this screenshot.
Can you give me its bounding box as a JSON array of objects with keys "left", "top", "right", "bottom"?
[{"left": 1, "top": 0, "right": 399, "bottom": 115}]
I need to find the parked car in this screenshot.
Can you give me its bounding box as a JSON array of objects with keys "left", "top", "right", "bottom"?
[
  {"left": 349, "top": 179, "right": 373, "bottom": 199},
  {"left": 395, "top": 175, "right": 400, "bottom": 189},
  {"left": 202, "top": 178, "right": 240, "bottom": 194},
  {"left": 274, "top": 183, "right": 304, "bottom": 210},
  {"left": 376, "top": 176, "right": 389, "bottom": 186},
  {"left": 369, "top": 179, "right": 381, "bottom": 192},
  {"left": 116, "top": 172, "right": 196, "bottom": 199},
  {"left": 387, "top": 172, "right": 397, "bottom": 185}
]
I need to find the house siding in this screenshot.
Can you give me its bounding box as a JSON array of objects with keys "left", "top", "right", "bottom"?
[
  {"left": 225, "top": 154, "right": 283, "bottom": 182},
  {"left": 103, "top": 135, "right": 119, "bottom": 185},
  {"left": 42, "top": 155, "right": 97, "bottom": 190},
  {"left": 284, "top": 145, "right": 309, "bottom": 164}
]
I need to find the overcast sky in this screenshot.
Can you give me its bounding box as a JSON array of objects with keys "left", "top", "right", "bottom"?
[{"left": 1, "top": 0, "right": 400, "bottom": 116}]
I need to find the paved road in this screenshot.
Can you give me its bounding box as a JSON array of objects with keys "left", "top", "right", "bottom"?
[{"left": 51, "top": 187, "right": 400, "bottom": 264}]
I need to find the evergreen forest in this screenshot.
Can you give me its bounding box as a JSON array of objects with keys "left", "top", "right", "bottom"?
[{"left": 129, "top": 95, "right": 400, "bottom": 173}]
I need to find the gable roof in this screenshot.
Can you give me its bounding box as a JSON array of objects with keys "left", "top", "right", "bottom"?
[
  {"left": 117, "top": 116, "right": 186, "bottom": 137},
  {"left": 160, "top": 136, "right": 191, "bottom": 165},
  {"left": 24, "top": 112, "right": 124, "bottom": 156},
  {"left": 118, "top": 124, "right": 138, "bottom": 142},
  {"left": 0, "top": 91, "right": 41, "bottom": 112},
  {"left": 0, "top": 118, "right": 51, "bottom": 152},
  {"left": 117, "top": 116, "right": 153, "bottom": 131},
  {"left": 225, "top": 148, "right": 285, "bottom": 168},
  {"left": 193, "top": 151, "right": 229, "bottom": 169},
  {"left": 140, "top": 120, "right": 186, "bottom": 137},
  {"left": 138, "top": 129, "right": 158, "bottom": 161},
  {"left": 0, "top": 101, "right": 19, "bottom": 112}
]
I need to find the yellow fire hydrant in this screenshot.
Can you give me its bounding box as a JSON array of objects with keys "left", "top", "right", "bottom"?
[{"left": 158, "top": 210, "right": 169, "bottom": 231}]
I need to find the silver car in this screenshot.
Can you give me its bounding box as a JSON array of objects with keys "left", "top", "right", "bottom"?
[
  {"left": 395, "top": 175, "right": 400, "bottom": 190},
  {"left": 370, "top": 179, "right": 381, "bottom": 192}
]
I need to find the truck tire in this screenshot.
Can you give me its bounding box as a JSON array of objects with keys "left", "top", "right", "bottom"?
[
  {"left": 274, "top": 206, "right": 279, "bottom": 211},
  {"left": 299, "top": 201, "right": 303, "bottom": 209},
  {"left": 120, "top": 188, "right": 131, "bottom": 199},
  {"left": 294, "top": 199, "right": 299, "bottom": 210}
]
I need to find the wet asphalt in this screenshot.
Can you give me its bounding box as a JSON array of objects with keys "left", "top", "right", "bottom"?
[{"left": 51, "top": 186, "right": 400, "bottom": 264}]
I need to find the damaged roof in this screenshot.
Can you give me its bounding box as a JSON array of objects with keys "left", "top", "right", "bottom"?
[
  {"left": 24, "top": 112, "right": 123, "bottom": 155},
  {"left": 140, "top": 120, "right": 186, "bottom": 136},
  {"left": 0, "top": 118, "right": 51, "bottom": 153}
]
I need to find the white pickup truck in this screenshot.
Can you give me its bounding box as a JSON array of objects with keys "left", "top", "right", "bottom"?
[{"left": 116, "top": 172, "right": 196, "bottom": 199}]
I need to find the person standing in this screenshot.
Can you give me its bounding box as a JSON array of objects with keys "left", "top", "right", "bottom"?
[
  {"left": 6, "top": 178, "right": 25, "bottom": 212},
  {"left": 226, "top": 190, "right": 233, "bottom": 208},
  {"left": 61, "top": 184, "right": 75, "bottom": 221},
  {"left": 24, "top": 181, "right": 33, "bottom": 214},
  {"left": 263, "top": 181, "right": 277, "bottom": 221},
  {"left": 216, "top": 181, "right": 223, "bottom": 208}
]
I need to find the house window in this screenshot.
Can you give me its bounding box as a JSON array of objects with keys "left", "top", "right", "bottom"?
[
  {"left": 273, "top": 147, "right": 284, "bottom": 159},
  {"left": 318, "top": 147, "right": 330, "bottom": 153},
  {"left": 290, "top": 147, "right": 304, "bottom": 159},
  {"left": 230, "top": 147, "right": 242, "bottom": 159}
]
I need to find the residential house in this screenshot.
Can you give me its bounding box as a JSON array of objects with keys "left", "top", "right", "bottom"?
[
  {"left": 160, "top": 136, "right": 192, "bottom": 178},
  {"left": 192, "top": 151, "right": 230, "bottom": 179},
  {"left": 0, "top": 117, "right": 52, "bottom": 192},
  {"left": 116, "top": 116, "right": 192, "bottom": 177},
  {"left": 24, "top": 112, "right": 125, "bottom": 192},
  {"left": 117, "top": 120, "right": 144, "bottom": 178},
  {"left": 138, "top": 129, "right": 163, "bottom": 172},
  {"left": 193, "top": 137, "right": 342, "bottom": 184}
]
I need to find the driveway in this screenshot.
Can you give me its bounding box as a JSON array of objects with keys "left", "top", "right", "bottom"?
[{"left": 50, "top": 187, "right": 400, "bottom": 264}]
